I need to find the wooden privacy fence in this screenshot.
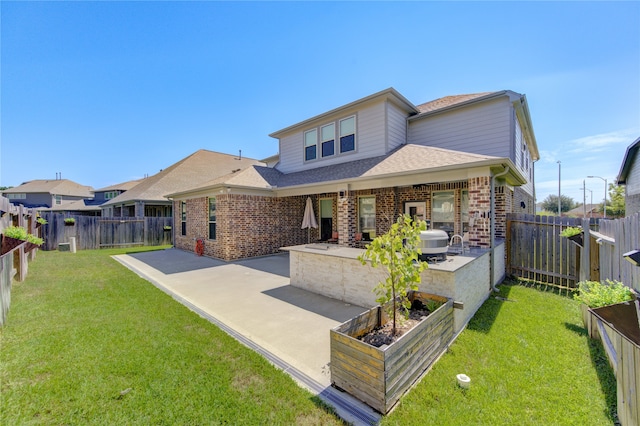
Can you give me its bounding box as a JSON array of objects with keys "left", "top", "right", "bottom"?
[
  {"left": 506, "top": 214, "right": 598, "bottom": 290},
  {"left": 0, "top": 196, "right": 40, "bottom": 326},
  {"left": 40, "top": 213, "right": 173, "bottom": 251},
  {"left": 587, "top": 212, "right": 640, "bottom": 292}
]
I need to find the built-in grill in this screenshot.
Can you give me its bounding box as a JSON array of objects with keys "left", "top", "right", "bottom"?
[{"left": 417, "top": 230, "right": 449, "bottom": 262}]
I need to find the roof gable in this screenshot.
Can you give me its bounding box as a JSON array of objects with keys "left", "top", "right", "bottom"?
[
  {"left": 617, "top": 136, "right": 640, "bottom": 184},
  {"left": 102, "top": 150, "right": 264, "bottom": 205},
  {"left": 3, "top": 179, "right": 94, "bottom": 197}
]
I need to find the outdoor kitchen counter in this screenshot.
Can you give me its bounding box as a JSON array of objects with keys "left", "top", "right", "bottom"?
[
  {"left": 281, "top": 243, "right": 490, "bottom": 273},
  {"left": 282, "top": 243, "right": 502, "bottom": 333}
]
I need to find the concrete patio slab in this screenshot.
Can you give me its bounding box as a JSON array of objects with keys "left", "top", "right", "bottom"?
[{"left": 113, "top": 248, "right": 380, "bottom": 425}]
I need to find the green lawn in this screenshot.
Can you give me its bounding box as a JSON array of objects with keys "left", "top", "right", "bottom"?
[
  {"left": 1, "top": 249, "right": 617, "bottom": 425},
  {"left": 384, "top": 281, "right": 617, "bottom": 425},
  {"left": 0, "top": 247, "right": 343, "bottom": 425}
]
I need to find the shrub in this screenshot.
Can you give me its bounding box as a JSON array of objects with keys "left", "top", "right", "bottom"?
[{"left": 574, "top": 279, "right": 634, "bottom": 308}]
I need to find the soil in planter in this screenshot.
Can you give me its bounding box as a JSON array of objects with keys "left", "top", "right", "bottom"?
[{"left": 359, "top": 300, "right": 434, "bottom": 348}]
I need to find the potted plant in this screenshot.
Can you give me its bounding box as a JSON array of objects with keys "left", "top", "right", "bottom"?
[
  {"left": 163, "top": 225, "right": 172, "bottom": 232},
  {"left": 330, "top": 215, "right": 455, "bottom": 413},
  {"left": 561, "top": 226, "right": 583, "bottom": 247},
  {"left": 574, "top": 279, "right": 634, "bottom": 337},
  {"left": 36, "top": 217, "right": 48, "bottom": 228},
  {"left": 64, "top": 217, "right": 76, "bottom": 226}
]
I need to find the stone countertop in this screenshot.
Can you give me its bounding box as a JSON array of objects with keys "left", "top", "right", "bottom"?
[{"left": 281, "top": 244, "right": 491, "bottom": 273}]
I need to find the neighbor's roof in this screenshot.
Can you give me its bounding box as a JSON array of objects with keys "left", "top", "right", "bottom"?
[
  {"left": 167, "top": 144, "right": 525, "bottom": 198},
  {"left": 617, "top": 136, "right": 640, "bottom": 185},
  {"left": 102, "top": 149, "right": 264, "bottom": 205},
  {"left": 3, "top": 179, "right": 94, "bottom": 197},
  {"left": 95, "top": 179, "right": 143, "bottom": 192},
  {"left": 42, "top": 198, "right": 102, "bottom": 212}
]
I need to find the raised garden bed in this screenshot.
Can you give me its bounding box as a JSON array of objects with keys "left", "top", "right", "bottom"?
[{"left": 330, "top": 291, "right": 454, "bottom": 414}]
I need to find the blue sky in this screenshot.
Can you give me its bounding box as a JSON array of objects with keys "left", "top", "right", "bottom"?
[{"left": 1, "top": 1, "right": 639, "bottom": 207}]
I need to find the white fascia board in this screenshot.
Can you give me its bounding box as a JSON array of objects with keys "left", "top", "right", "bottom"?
[
  {"left": 513, "top": 94, "right": 540, "bottom": 161},
  {"left": 167, "top": 185, "right": 275, "bottom": 201}
]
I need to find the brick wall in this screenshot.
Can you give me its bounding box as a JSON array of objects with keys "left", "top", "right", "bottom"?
[
  {"left": 468, "top": 176, "right": 491, "bottom": 247},
  {"left": 174, "top": 194, "right": 313, "bottom": 261}
]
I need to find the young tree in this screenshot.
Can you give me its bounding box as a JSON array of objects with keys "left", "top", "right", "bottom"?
[
  {"left": 357, "top": 214, "right": 427, "bottom": 335},
  {"left": 604, "top": 183, "right": 625, "bottom": 218},
  {"left": 541, "top": 194, "right": 577, "bottom": 214}
]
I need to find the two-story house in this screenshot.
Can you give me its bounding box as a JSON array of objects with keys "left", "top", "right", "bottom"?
[
  {"left": 167, "top": 88, "right": 539, "bottom": 261},
  {"left": 2, "top": 179, "right": 94, "bottom": 209}
]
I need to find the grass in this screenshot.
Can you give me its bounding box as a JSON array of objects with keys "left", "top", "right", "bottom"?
[
  {"left": 0, "top": 247, "right": 343, "bottom": 425},
  {"left": 384, "top": 280, "right": 618, "bottom": 425},
  {"left": 1, "top": 248, "right": 618, "bottom": 425}
]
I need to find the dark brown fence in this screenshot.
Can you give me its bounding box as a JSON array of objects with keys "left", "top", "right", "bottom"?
[
  {"left": 506, "top": 214, "right": 598, "bottom": 290},
  {"left": 40, "top": 213, "right": 173, "bottom": 251}
]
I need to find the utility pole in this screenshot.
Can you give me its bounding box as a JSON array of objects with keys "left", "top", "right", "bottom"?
[{"left": 557, "top": 161, "right": 561, "bottom": 216}]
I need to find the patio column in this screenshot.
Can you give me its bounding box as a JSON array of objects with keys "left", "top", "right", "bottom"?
[
  {"left": 467, "top": 176, "right": 491, "bottom": 248},
  {"left": 337, "top": 191, "right": 355, "bottom": 246}
]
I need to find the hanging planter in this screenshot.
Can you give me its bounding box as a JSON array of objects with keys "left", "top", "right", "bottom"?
[
  {"left": 560, "top": 226, "right": 583, "bottom": 248},
  {"left": 1, "top": 226, "right": 44, "bottom": 256},
  {"left": 1, "top": 235, "right": 26, "bottom": 257},
  {"left": 64, "top": 218, "right": 76, "bottom": 226}
]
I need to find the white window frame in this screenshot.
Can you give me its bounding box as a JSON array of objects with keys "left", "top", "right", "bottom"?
[
  {"left": 304, "top": 129, "right": 318, "bottom": 162},
  {"left": 303, "top": 115, "right": 357, "bottom": 163},
  {"left": 208, "top": 197, "right": 217, "bottom": 240},
  {"left": 358, "top": 196, "right": 376, "bottom": 238},
  {"left": 339, "top": 115, "right": 356, "bottom": 154},
  {"left": 320, "top": 123, "right": 335, "bottom": 158}
]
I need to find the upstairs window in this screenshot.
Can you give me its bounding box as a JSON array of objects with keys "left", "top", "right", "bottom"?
[
  {"left": 7, "top": 193, "right": 26, "bottom": 200},
  {"left": 55, "top": 195, "right": 62, "bottom": 205},
  {"left": 321, "top": 123, "right": 335, "bottom": 157},
  {"left": 304, "top": 129, "right": 317, "bottom": 161},
  {"left": 339, "top": 116, "right": 356, "bottom": 153}
]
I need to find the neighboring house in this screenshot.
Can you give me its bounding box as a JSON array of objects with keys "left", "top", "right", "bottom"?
[
  {"left": 566, "top": 204, "right": 602, "bottom": 218},
  {"left": 2, "top": 179, "right": 94, "bottom": 209},
  {"left": 41, "top": 179, "right": 143, "bottom": 216},
  {"left": 101, "top": 150, "right": 264, "bottom": 217},
  {"left": 617, "top": 136, "right": 640, "bottom": 216},
  {"left": 167, "top": 88, "right": 539, "bottom": 261}
]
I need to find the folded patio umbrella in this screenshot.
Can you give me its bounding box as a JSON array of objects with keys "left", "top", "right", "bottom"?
[{"left": 301, "top": 197, "right": 318, "bottom": 243}]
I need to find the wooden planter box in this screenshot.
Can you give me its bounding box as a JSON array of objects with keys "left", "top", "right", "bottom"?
[
  {"left": 580, "top": 303, "right": 598, "bottom": 339},
  {"left": 330, "top": 291, "right": 454, "bottom": 414}
]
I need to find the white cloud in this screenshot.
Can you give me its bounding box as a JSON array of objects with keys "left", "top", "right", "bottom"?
[{"left": 565, "top": 129, "right": 637, "bottom": 154}]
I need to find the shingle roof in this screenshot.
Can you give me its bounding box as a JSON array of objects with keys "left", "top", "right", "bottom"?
[
  {"left": 172, "top": 144, "right": 510, "bottom": 196},
  {"left": 3, "top": 179, "right": 94, "bottom": 197},
  {"left": 415, "top": 92, "right": 495, "bottom": 113},
  {"left": 102, "top": 149, "right": 264, "bottom": 205},
  {"left": 95, "top": 179, "right": 143, "bottom": 192}
]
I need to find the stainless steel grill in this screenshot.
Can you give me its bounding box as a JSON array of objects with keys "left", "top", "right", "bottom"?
[{"left": 417, "top": 230, "right": 449, "bottom": 262}]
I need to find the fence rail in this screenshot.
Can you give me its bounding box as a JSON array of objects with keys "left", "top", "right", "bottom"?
[{"left": 40, "top": 213, "right": 173, "bottom": 251}]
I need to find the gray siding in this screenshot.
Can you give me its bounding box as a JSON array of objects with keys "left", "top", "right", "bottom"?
[
  {"left": 514, "top": 116, "right": 534, "bottom": 196},
  {"left": 626, "top": 152, "right": 640, "bottom": 196},
  {"left": 386, "top": 102, "right": 408, "bottom": 152},
  {"left": 276, "top": 101, "right": 389, "bottom": 174},
  {"left": 408, "top": 97, "right": 512, "bottom": 159}
]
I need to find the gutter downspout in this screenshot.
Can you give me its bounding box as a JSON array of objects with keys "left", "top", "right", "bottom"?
[{"left": 490, "top": 165, "right": 510, "bottom": 292}]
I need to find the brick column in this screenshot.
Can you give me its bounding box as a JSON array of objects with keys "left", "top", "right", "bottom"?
[
  {"left": 337, "top": 191, "right": 355, "bottom": 246},
  {"left": 468, "top": 176, "right": 491, "bottom": 248}
]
